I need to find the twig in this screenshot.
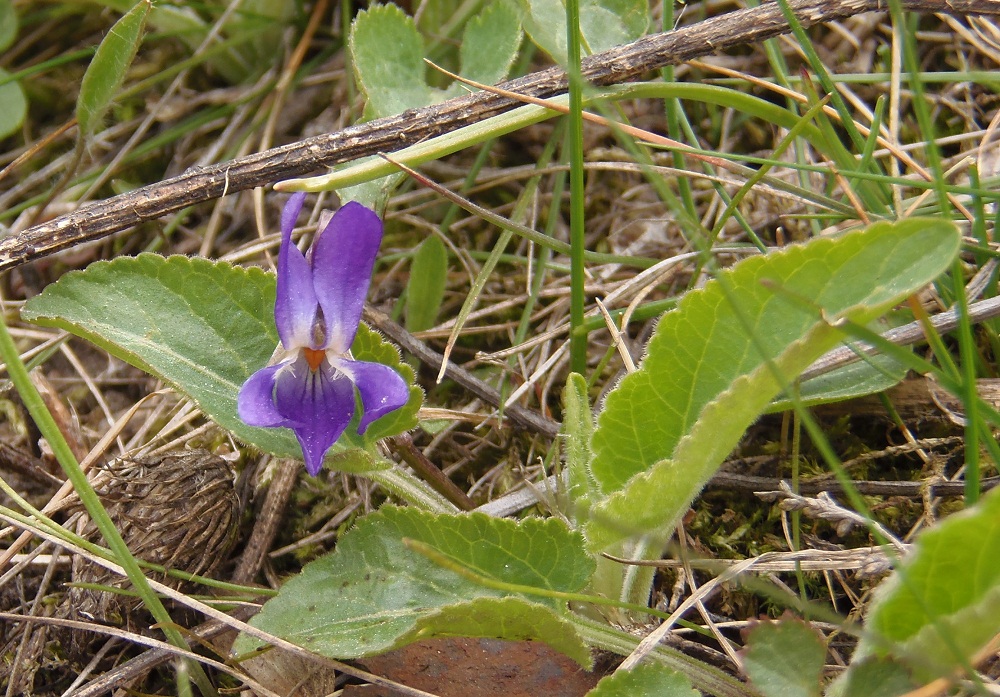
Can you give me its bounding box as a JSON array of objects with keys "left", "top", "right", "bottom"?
[
  {"left": 758, "top": 482, "right": 906, "bottom": 550},
  {"left": 801, "top": 295, "right": 1000, "bottom": 382},
  {"left": 605, "top": 545, "right": 902, "bottom": 575},
  {"left": 364, "top": 307, "right": 561, "bottom": 438},
  {"left": 0, "top": 442, "right": 60, "bottom": 488},
  {"left": 475, "top": 468, "right": 999, "bottom": 518},
  {"left": 717, "top": 470, "right": 999, "bottom": 497},
  {"left": 1, "top": 0, "right": 995, "bottom": 272},
  {"left": 388, "top": 434, "right": 477, "bottom": 511},
  {"left": 230, "top": 457, "right": 299, "bottom": 585},
  {"left": 47, "top": 607, "right": 260, "bottom": 697}
]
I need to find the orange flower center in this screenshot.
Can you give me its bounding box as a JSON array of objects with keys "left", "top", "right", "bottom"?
[{"left": 303, "top": 347, "right": 325, "bottom": 371}]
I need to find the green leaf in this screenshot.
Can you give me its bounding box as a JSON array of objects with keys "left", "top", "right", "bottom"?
[
  {"left": 405, "top": 235, "right": 448, "bottom": 333},
  {"left": 410, "top": 597, "right": 589, "bottom": 665},
  {"left": 766, "top": 352, "right": 909, "bottom": 413},
  {"left": 21, "top": 255, "right": 420, "bottom": 472},
  {"left": 458, "top": 0, "right": 523, "bottom": 87},
  {"left": 849, "top": 484, "right": 1000, "bottom": 681},
  {"left": 77, "top": 0, "right": 151, "bottom": 136},
  {"left": 825, "top": 657, "right": 916, "bottom": 697},
  {"left": 0, "top": 69, "right": 26, "bottom": 141},
  {"left": 0, "top": 0, "right": 25, "bottom": 140},
  {"left": 348, "top": 2, "right": 522, "bottom": 121},
  {"left": 519, "top": 0, "right": 649, "bottom": 64},
  {"left": 742, "top": 619, "right": 825, "bottom": 697},
  {"left": 235, "top": 507, "right": 595, "bottom": 666},
  {"left": 586, "top": 219, "right": 960, "bottom": 551},
  {"left": 415, "top": 0, "right": 461, "bottom": 36},
  {"left": 349, "top": 4, "right": 435, "bottom": 119},
  {"left": 586, "top": 664, "right": 698, "bottom": 697},
  {"left": 0, "top": 0, "right": 18, "bottom": 53}
]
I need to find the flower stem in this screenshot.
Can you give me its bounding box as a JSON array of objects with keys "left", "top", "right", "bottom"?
[{"left": 565, "top": 0, "right": 588, "bottom": 375}]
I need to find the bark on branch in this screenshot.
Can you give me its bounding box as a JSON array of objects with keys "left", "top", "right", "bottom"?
[{"left": 2, "top": 0, "right": 997, "bottom": 272}]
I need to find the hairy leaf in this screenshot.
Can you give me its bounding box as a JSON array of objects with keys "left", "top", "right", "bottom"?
[
  {"left": 458, "top": 0, "right": 523, "bottom": 87},
  {"left": 586, "top": 219, "right": 959, "bottom": 551},
  {"left": 850, "top": 484, "right": 1000, "bottom": 681},
  {"left": 351, "top": 2, "right": 525, "bottom": 119},
  {"left": 0, "top": 0, "right": 17, "bottom": 53},
  {"left": 563, "top": 372, "right": 596, "bottom": 519},
  {"left": 235, "top": 507, "right": 594, "bottom": 666},
  {"left": 742, "top": 618, "right": 825, "bottom": 697},
  {"left": 826, "top": 657, "right": 916, "bottom": 697},
  {"left": 409, "top": 597, "right": 589, "bottom": 666},
  {"left": 767, "top": 352, "right": 909, "bottom": 413},
  {"left": 0, "top": 0, "right": 20, "bottom": 140},
  {"left": 0, "top": 69, "right": 26, "bottom": 141},
  {"left": 587, "top": 664, "right": 698, "bottom": 697}
]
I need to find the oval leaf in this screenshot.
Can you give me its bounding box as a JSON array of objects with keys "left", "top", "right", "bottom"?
[
  {"left": 766, "top": 351, "right": 909, "bottom": 413},
  {"left": 0, "top": 0, "right": 17, "bottom": 54},
  {"left": 563, "top": 371, "right": 597, "bottom": 519},
  {"left": 851, "top": 484, "right": 1000, "bottom": 681},
  {"left": 585, "top": 219, "right": 960, "bottom": 550},
  {"left": 234, "top": 507, "right": 594, "bottom": 665},
  {"left": 458, "top": 0, "right": 523, "bottom": 88},
  {"left": 0, "top": 0, "right": 23, "bottom": 140},
  {"left": 742, "top": 618, "right": 825, "bottom": 697},
  {"left": 519, "top": 0, "right": 649, "bottom": 64},
  {"left": 408, "top": 597, "right": 590, "bottom": 667},
  {"left": 825, "top": 657, "right": 916, "bottom": 697},
  {"left": 0, "top": 69, "right": 26, "bottom": 141},
  {"left": 587, "top": 664, "right": 698, "bottom": 697}
]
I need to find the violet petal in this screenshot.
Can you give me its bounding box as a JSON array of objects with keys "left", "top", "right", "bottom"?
[
  {"left": 281, "top": 191, "right": 307, "bottom": 236},
  {"left": 311, "top": 202, "right": 383, "bottom": 353},
  {"left": 275, "top": 193, "right": 320, "bottom": 349},
  {"left": 273, "top": 354, "right": 356, "bottom": 476},
  {"left": 237, "top": 364, "right": 287, "bottom": 428},
  {"left": 335, "top": 357, "right": 410, "bottom": 434}
]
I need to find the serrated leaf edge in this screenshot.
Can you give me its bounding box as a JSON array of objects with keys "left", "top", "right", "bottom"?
[{"left": 586, "top": 221, "right": 961, "bottom": 550}]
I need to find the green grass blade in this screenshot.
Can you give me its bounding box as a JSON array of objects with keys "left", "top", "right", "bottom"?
[{"left": 565, "top": 0, "right": 587, "bottom": 374}]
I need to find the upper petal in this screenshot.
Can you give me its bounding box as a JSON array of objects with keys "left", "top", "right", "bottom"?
[
  {"left": 281, "top": 191, "right": 307, "bottom": 237},
  {"left": 311, "top": 202, "right": 383, "bottom": 353},
  {"left": 273, "top": 354, "right": 356, "bottom": 476},
  {"left": 238, "top": 364, "right": 288, "bottom": 428},
  {"left": 275, "top": 192, "right": 320, "bottom": 349},
  {"left": 335, "top": 358, "right": 409, "bottom": 434}
]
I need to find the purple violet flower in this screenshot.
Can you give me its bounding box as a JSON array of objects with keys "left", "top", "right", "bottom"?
[{"left": 238, "top": 193, "right": 409, "bottom": 476}]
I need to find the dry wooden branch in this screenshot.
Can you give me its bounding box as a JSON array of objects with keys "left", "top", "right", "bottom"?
[
  {"left": 477, "top": 468, "right": 1000, "bottom": 519},
  {"left": 2, "top": 0, "right": 997, "bottom": 272}
]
